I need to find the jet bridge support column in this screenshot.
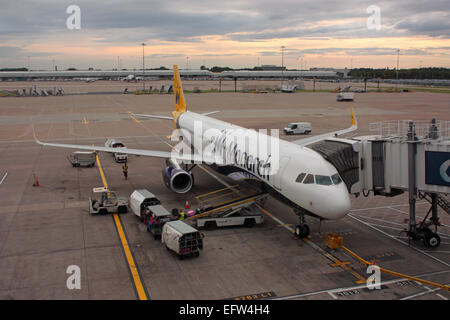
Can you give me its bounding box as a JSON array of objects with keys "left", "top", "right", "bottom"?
[
  {"left": 407, "top": 122, "right": 418, "bottom": 235},
  {"left": 431, "top": 193, "right": 439, "bottom": 226}
]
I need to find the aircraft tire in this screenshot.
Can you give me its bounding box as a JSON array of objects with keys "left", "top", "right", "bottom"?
[
  {"left": 423, "top": 232, "right": 440, "bottom": 248},
  {"left": 295, "top": 225, "right": 310, "bottom": 238}
]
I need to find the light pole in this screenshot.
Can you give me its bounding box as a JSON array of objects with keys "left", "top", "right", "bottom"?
[
  {"left": 281, "top": 46, "right": 285, "bottom": 86},
  {"left": 141, "top": 43, "right": 146, "bottom": 92},
  {"left": 396, "top": 49, "right": 400, "bottom": 90}
]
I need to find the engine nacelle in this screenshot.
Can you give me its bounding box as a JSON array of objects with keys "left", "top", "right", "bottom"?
[{"left": 162, "top": 159, "right": 194, "bottom": 194}]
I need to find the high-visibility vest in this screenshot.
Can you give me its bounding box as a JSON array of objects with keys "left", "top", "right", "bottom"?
[
  {"left": 179, "top": 211, "right": 185, "bottom": 221},
  {"left": 123, "top": 165, "right": 128, "bottom": 172}
]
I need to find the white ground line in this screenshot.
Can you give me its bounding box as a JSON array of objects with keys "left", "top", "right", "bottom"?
[
  {"left": 276, "top": 270, "right": 450, "bottom": 300},
  {"left": 436, "top": 293, "right": 448, "bottom": 300},
  {"left": 349, "top": 213, "right": 406, "bottom": 226},
  {"left": 352, "top": 216, "right": 450, "bottom": 239},
  {"left": 350, "top": 202, "right": 427, "bottom": 213},
  {"left": 0, "top": 172, "right": 8, "bottom": 185},
  {"left": 399, "top": 285, "right": 446, "bottom": 300},
  {"left": 359, "top": 222, "right": 406, "bottom": 232},
  {"left": 328, "top": 292, "right": 338, "bottom": 299},
  {"left": 348, "top": 213, "right": 450, "bottom": 268},
  {"left": 388, "top": 205, "right": 450, "bottom": 229}
]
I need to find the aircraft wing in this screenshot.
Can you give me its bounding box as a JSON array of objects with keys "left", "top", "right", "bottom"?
[
  {"left": 132, "top": 110, "right": 219, "bottom": 120},
  {"left": 132, "top": 114, "right": 173, "bottom": 120},
  {"left": 292, "top": 107, "right": 357, "bottom": 147},
  {"left": 34, "top": 136, "right": 211, "bottom": 163}
]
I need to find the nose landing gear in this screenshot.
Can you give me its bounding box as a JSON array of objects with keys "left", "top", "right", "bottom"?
[{"left": 294, "top": 209, "right": 310, "bottom": 239}]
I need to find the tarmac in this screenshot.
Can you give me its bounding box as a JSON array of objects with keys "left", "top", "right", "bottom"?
[{"left": 0, "top": 83, "right": 449, "bottom": 300}]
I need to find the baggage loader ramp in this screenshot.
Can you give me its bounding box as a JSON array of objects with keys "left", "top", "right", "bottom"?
[{"left": 186, "top": 185, "right": 268, "bottom": 222}]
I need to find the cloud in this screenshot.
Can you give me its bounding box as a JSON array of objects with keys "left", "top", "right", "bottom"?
[
  {"left": 0, "top": 46, "right": 58, "bottom": 57},
  {"left": 0, "top": 0, "right": 449, "bottom": 68},
  {"left": 1, "top": 0, "right": 449, "bottom": 43}
]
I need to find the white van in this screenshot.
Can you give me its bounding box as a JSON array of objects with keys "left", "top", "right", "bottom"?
[
  {"left": 284, "top": 122, "right": 311, "bottom": 135},
  {"left": 105, "top": 139, "right": 128, "bottom": 163}
]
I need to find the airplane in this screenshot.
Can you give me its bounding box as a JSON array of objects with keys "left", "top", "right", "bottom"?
[
  {"left": 74, "top": 77, "right": 99, "bottom": 83},
  {"left": 122, "top": 75, "right": 143, "bottom": 82},
  {"left": 34, "top": 64, "right": 358, "bottom": 238}
]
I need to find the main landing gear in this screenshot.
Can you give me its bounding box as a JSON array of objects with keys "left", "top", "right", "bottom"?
[{"left": 294, "top": 209, "right": 310, "bottom": 239}]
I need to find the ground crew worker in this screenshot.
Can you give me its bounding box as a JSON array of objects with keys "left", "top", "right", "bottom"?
[
  {"left": 122, "top": 162, "right": 128, "bottom": 180},
  {"left": 179, "top": 210, "right": 185, "bottom": 221}
]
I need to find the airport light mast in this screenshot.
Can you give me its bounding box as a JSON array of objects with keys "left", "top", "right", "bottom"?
[
  {"left": 281, "top": 46, "right": 285, "bottom": 87},
  {"left": 141, "top": 43, "right": 146, "bottom": 92},
  {"left": 396, "top": 49, "right": 400, "bottom": 90}
]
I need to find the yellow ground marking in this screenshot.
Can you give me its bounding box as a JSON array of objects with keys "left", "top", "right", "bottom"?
[
  {"left": 95, "top": 154, "right": 109, "bottom": 189},
  {"left": 112, "top": 214, "right": 148, "bottom": 299},
  {"left": 341, "top": 245, "right": 450, "bottom": 291},
  {"left": 128, "top": 111, "right": 141, "bottom": 123},
  {"left": 277, "top": 224, "right": 293, "bottom": 228},
  {"left": 95, "top": 154, "right": 149, "bottom": 300}
]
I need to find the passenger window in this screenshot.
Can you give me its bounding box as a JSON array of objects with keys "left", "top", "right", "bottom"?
[
  {"left": 331, "top": 173, "right": 342, "bottom": 185},
  {"left": 292, "top": 125, "right": 297, "bottom": 129},
  {"left": 296, "top": 173, "right": 306, "bottom": 183},
  {"left": 315, "top": 175, "right": 332, "bottom": 185},
  {"left": 303, "top": 174, "right": 314, "bottom": 184}
]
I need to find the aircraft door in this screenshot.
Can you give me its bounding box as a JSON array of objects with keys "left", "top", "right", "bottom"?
[{"left": 273, "top": 156, "right": 290, "bottom": 191}]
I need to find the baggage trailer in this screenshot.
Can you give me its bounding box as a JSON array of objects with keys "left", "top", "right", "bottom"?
[
  {"left": 130, "top": 189, "right": 172, "bottom": 239},
  {"left": 162, "top": 220, "right": 203, "bottom": 259},
  {"left": 68, "top": 151, "right": 96, "bottom": 167}
]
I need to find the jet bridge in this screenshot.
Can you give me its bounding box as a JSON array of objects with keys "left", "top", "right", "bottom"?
[{"left": 308, "top": 119, "right": 450, "bottom": 248}]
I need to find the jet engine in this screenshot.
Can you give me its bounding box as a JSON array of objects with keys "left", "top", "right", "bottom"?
[{"left": 162, "top": 159, "right": 194, "bottom": 194}]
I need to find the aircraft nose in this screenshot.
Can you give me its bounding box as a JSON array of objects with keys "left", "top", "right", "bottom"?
[{"left": 315, "top": 188, "right": 351, "bottom": 220}]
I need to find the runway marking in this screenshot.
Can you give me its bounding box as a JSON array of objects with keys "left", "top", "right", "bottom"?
[
  {"left": 0, "top": 172, "right": 8, "bottom": 185},
  {"left": 95, "top": 154, "right": 149, "bottom": 300},
  {"left": 436, "top": 293, "right": 448, "bottom": 300},
  {"left": 348, "top": 213, "right": 450, "bottom": 268},
  {"left": 399, "top": 284, "right": 446, "bottom": 300},
  {"left": 128, "top": 111, "right": 141, "bottom": 123},
  {"left": 273, "top": 269, "right": 450, "bottom": 300}
]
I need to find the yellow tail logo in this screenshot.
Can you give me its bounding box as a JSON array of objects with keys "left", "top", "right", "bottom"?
[
  {"left": 173, "top": 65, "right": 186, "bottom": 114},
  {"left": 172, "top": 65, "right": 186, "bottom": 128}
]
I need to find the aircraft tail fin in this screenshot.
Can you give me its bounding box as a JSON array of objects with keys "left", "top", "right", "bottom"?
[{"left": 173, "top": 65, "right": 186, "bottom": 114}]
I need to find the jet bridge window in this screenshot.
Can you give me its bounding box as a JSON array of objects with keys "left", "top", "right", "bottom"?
[
  {"left": 303, "top": 174, "right": 315, "bottom": 184},
  {"left": 296, "top": 173, "right": 306, "bottom": 183},
  {"left": 315, "top": 175, "right": 332, "bottom": 186},
  {"left": 331, "top": 173, "right": 342, "bottom": 185}
]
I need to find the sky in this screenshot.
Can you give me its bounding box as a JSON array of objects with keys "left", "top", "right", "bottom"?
[{"left": 0, "top": 0, "right": 449, "bottom": 70}]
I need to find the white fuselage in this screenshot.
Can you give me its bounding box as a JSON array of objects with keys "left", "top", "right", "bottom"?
[{"left": 177, "top": 111, "right": 351, "bottom": 220}]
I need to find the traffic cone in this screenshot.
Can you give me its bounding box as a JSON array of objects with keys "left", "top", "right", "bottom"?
[
  {"left": 32, "top": 173, "right": 39, "bottom": 187},
  {"left": 185, "top": 200, "right": 190, "bottom": 209}
]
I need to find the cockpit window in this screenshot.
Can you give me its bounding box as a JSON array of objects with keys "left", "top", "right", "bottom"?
[
  {"left": 303, "top": 174, "right": 315, "bottom": 184},
  {"left": 296, "top": 173, "right": 306, "bottom": 183},
  {"left": 315, "top": 175, "right": 332, "bottom": 186},
  {"left": 331, "top": 173, "right": 342, "bottom": 185}
]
